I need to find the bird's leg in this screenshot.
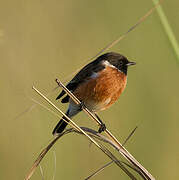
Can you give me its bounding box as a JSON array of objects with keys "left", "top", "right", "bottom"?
[
  {"left": 79, "top": 102, "right": 106, "bottom": 133},
  {"left": 94, "top": 113, "right": 106, "bottom": 133},
  {"left": 79, "top": 101, "right": 86, "bottom": 110}
]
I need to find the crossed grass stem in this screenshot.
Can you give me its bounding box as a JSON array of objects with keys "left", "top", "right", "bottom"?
[{"left": 25, "top": 87, "right": 137, "bottom": 180}]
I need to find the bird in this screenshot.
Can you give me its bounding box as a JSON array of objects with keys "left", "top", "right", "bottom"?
[{"left": 52, "top": 52, "right": 136, "bottom": 135}]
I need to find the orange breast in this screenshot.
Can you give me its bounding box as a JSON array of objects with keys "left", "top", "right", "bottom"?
[{"left": 71, "top": 66, "right": 127, "bottom": 112}]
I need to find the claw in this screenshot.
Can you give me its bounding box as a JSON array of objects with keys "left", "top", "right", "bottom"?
[{"left": 98, "top": 123, "right": 106, "bottom": 133}]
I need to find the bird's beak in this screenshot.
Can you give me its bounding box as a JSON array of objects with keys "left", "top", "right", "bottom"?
[{"left": 127, "top": 61, "right": 136, "bottom": 66}]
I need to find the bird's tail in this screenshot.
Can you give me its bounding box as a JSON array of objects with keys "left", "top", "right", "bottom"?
[
  {"left": 52, "top": 117, "right": 68, "bottom": 135},
  {"left": 52, "top": 110, "right": 70, "bottom": 135}
]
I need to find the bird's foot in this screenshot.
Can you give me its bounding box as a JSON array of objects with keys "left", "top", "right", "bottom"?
[
  {"left": 98, "top": 122, "right": 106, "bottom": 133},
  {"left": 95, "top": 113, "right": 106, "bottom": 133}
]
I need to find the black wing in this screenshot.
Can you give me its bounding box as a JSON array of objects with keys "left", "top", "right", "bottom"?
[
  {"left": 56, "top": 82, "right": 78, "bottom": 102},
  {"left": 56, "top": 55, "right": 106, "bottom": 103}
]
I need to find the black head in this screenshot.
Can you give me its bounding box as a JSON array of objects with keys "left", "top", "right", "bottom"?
[{"left": 100, "top": 52, "right": 136, "bottom": 75}]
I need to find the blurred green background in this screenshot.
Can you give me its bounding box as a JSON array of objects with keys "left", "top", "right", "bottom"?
[{"left": 0, "top": 0, "right": 179, "bottom": 179}]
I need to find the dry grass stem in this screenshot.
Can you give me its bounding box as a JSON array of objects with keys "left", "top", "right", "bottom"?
[
  {"left": 25, "top": 127, "right": 138, "bottom": 180},
  {"left": 122, "top": 126, "right": 138, "bottom": 146},
  {"left": 70, "top": 128, "right": 147, "bottom": 180},
  {"left": 87, "top": 125, "right": 138, "bottom": 179},
  {"left": 89, "top": 0, "right": 163, "bottom": 61},
  {"left": 63, "top": 0, "right": 163, "bottom": 83},
  {"left": 52, "top": 151, "right": 56, "bottom": 180},
  {"left": 85, "top": 161, "right": 113, "bottom": 180},
  {"left": 39, "top": 165, "right": 44, "bottom": 180},
  {"left": 24, "top": 135, "right": 60, "bottom": 180},
  {"left": 30, "top": 98, "right": 61, "bottom": 118}
]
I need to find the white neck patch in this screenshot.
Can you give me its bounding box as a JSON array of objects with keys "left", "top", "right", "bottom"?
[
  {"left": 103, "top": 60, "right": 122, "bottom": 73},
  {"left": 103, "top": 60, "right": 116, "bottom": 69}
]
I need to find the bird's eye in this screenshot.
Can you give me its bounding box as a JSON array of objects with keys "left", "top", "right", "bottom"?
[{"left": 119, "top": 61, "right": 123, "bottom": 65}]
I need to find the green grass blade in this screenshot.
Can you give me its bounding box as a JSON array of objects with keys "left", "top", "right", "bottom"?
[{"left": 152, "top": 0, "right": 179, "bottom": 62}]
